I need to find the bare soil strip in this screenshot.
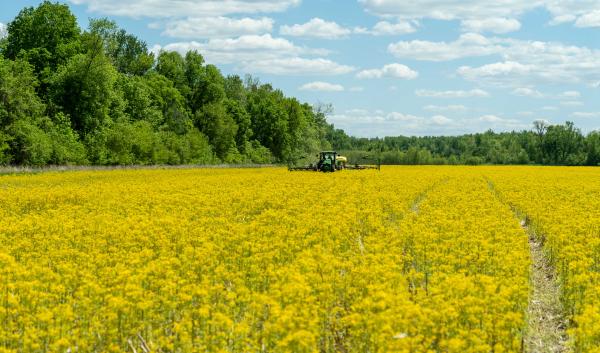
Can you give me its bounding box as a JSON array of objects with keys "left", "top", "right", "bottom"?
[
  {"left": 487, "top": 179, "right": 568, "bottom": 353},
  {"left": 521, "top": 218, "right": 568, "bottom": 353}
]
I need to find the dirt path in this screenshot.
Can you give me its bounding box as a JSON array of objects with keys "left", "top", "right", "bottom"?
[
  {"left": 486, "top": 179, "right": 568, "bottom": 352},
  {"left": 520, "top": 218, "right": 568, "bottom": 353}
]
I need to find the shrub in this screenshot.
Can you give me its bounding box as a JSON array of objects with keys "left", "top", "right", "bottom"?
[{"left": 7, "top": 119, "right": 52, "bottom": 166}]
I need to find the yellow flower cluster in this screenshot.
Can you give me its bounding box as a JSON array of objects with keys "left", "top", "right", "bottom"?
[
  {"left": 0, "top": 167, "right": 533, "bottom": 352},
  {"left": 488, "top": 166, "right": 600, "bottom": 352}
]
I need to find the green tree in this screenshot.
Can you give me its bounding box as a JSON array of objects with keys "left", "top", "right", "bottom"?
[
  {"left": 7, "top": 119, "right": 53, "bottom": 166},
  {"left": 49, "top": 52, "right": 119, "bottom": 134},
  {"left": 246, "top": 85, "right": 290, "bottom": 160},
  {"left": 158, "top": 129, "right": 216, "bottom": 165},
  {"left": 224, "top": 75, "right": 246, "bottom": 103},
  {"left": 586, "top": 131, "right": 600, "bottom": 166},
  {"left": 144, "top": 72, "right": 192, "bottom": 134},
  {"left": 156, "top": 51, "right": 188, "bottom": 96},
  {"left": 88, "top": 18, "right": 154, "bottom": 76},
  {"left": 118, "top": 75, "right": 163, "bottom": 126},
  {"left": 543, "top": 121, "right": 585, "bottom": 165},
  {"left": 184, "top": 51, "right": 226, "bottom": 113},
  {"left": 194, "top": 102, "right": 238, "bottom": 161},
  {"left": 0, "top": 56, "right": 45, "bottom": 126},
  {"left": 4, "top": 1, "right": 81, "bottom": 77},
  {"left": 225, "top": 99, "right": 252, "bottom": 152}
]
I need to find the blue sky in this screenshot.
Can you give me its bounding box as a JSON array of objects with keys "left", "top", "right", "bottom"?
[{"left": 1, "top": 0, "right": 600, "bottom": 137}]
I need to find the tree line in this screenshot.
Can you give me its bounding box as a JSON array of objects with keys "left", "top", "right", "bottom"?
[
  {"left": 329, "top": 120, "right": 600, "bottom": 166},
  {"left": 1, "top": 2, "right": 598, "bottom": 167},
  {"left": 0, "top": 1, "right": 336, "bottom": 166}
]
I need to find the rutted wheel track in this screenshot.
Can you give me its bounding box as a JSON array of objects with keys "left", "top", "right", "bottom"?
[
  {"left": 487, "top": 178, "right": 568, "bottom": 353},
  {"left": 410, "top": 177, "right": 450, "bottom": 215},
  {"left": 522, "top": 217, "right": 568, "bottom": 353}
]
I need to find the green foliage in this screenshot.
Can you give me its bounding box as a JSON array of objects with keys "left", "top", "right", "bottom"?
[
  {"left": 0, "top": 56, "right": 45, "bottom": 125},
  {"left": 0, "top": 1, "right": 597, "bottom": 167},
  {"left": 157, "top": 129, "right": 216, "bottom": 165},
  {"left": 155, "top": 51, "right": 188, "bottom": 95},
  {"left": 4, "top": 1, "right": 81, "bottom": 76},
  {"left": 43, "top": 114, "right": 87, "bottom": 165},
  {"left": 243, "top": 140, "right": 274, "bottom": 164},
  {"left": 194, "top": 102, "right": 238, "bottom": 160},
  {"left": 542, "top": 121, "right": 586, "bottom": 165},
  {"left": 335, "top": 123, "right": 598, "bottom": 166},
  {"left": 49, "top": 52, "right": 119, "bottom": 134},
  {"left": 117, "top": 75, "right": 163, "bottom": 126},
  {"left": 246, "top": 86, "right": 290, "bottom": 161},
  {"left": 586, "top": 131, "right": 600, "bottom": 166},
  {"left": 224, "top": 75, "right": 246, "bottom": 103},
  {"left": 143, "top": 72, "right": 192, "bottom": 134},
  {"left": 88, "top": 18, "right": 154, "bottom": 76},
  {"left": 225, "top": 99, "right": 252, "bottom": 152},
  {"left": 0, "top": 132, "right": 12, "bottom": 165},
  {"left": 84, "top": 121, "right": 215, "bottom": 165},
  {"left": 7, "top": 119, "right": 53, "bottom": 166}
]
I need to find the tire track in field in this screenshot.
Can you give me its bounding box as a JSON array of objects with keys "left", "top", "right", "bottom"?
[
  {"left": 486, "top": 178, "right": 568, "bottom": 353},
  {"left": 410, "top": 177, "right": 450, "bottom": 214},
  {"left": 380, "top": 177, "right": 449, "bottom": 228}
]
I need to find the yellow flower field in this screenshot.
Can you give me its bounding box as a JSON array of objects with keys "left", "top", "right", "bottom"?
[
  {"left": 0, "top": 166, "right": 597, "bottom": 352},
  {"left": 488, "top": 167, "right": 600, "bottom": 352}
]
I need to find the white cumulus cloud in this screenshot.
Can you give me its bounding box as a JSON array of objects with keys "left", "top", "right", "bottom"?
[
  {"left": 457, "top": 61, "right": 532, "bottom": 86},
  {"left": 358, "top": 0, "right": 539, "bottom": 21},
  {"left": 0, "top": 23, "right": 6, "bottom": 39},
  {"left": 161, "top": 17, "right": 274, "bottom": 38},
  {"left": 571, "top": 112, "right": 600, "bottom": 119},
  {"left": 461, "top": 18, "right": 521, "bottom": 33},
  {"left": 512, "top": 87, "right": 544, "bottom": 98},
  {"left": 156, "top": 34, "right": 308, "bottom": 63},
  {"left": 560, "top": 90, "right": 581, "bottom": 99},
  {"left": 388, "top": 33, "right": 501, "bottom": 61},
  {"left": 415, "top": 89, "right": 490, "bottom": 98},
  {"left": 240, "top": 57, "right": 355, "bottom": 75},
  {"left": 547, "top": 1, "right": 600, "bottom": 27},
  {"left": 359, "top": 0, "right": 600, "bottom": 29},
  {"left": 280, "top": 18, "right": 351, "bottom": 39},
  {"left": 299, "top": 81, "right": 345, "bottom": 92},
  {"left": 424, "top": 105, "right": 469, "bottom": 112},
  {"left": 329, "top": 109, "right": 528, "bottom": 137},
  {"left": 357, "top": 63, "right": 418, "bottom": 80},
  {"left": 154, "top": 34, "right": 353, "bottom": 76},
  {"left": 431, "top": 115, "right": 454, "bottom": 125},
  {"left": 68, "top": 0, "right": 300, "bottom": 17},
  {"left": 560, "top": 101, "right": 584, "bottom": 107},
  {"left": 575, "top": 10, "right": 600, "bottom": 27},
  {"left": 391, "top": 33, "right": 600, "bottom": 87},
  {"left": 366, "top": 21, "right": 417, "bottom": 35},
  {"left": 542, "top": 106, "right": 558, "bottom": 111},
  {"left": 478, "top": 115, "right": 528, "bottom": 129}
]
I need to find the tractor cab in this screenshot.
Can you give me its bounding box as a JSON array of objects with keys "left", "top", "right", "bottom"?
[{"left": 317, "top": 151, "right": 337, "bottom": 172}]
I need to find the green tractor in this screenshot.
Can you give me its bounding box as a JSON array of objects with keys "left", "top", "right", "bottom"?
[
  {"left": 317, "top": 151, "right": 338, "bottom": 172},
  {"left": 289, "top": 151, "right": 380, "bottom": 172}
]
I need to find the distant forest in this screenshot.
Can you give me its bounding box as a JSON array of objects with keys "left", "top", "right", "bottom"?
[
  {"left": 0, "top": 2, "right": 598, "bottom": 167},
  {"left": 331, "top": 120, "right": 600, "bottom": 166}
]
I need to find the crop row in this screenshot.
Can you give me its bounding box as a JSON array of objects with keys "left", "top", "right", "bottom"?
[
  {"left": 0, "top": 166, "right": 590, "bottom": 352},
  {"left": 489, "top": 166, "right": 600, "bottom": 352}
]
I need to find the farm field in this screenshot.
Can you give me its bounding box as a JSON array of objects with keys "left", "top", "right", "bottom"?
[{"left": 0, "top": 166, "right": 598, "bottom": 353}]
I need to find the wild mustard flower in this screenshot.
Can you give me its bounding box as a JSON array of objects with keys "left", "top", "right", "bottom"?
[{"left": 0, "top": 166, "right": 579, "bottom": 352}]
